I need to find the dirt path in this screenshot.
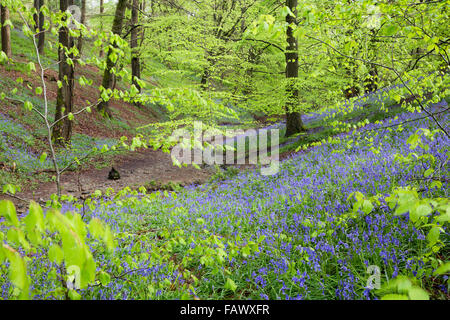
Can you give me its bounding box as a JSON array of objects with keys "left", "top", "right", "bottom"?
[
  {"left": 2, "top": 148, "right": 217, "bottom": 211},
  {"left": 1, "top": 126, "right": 309, "bottom": 212}
]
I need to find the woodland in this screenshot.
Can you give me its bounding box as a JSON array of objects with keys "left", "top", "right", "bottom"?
[{"left": 0, "top": 0, "right": 448, "bottom": 300}]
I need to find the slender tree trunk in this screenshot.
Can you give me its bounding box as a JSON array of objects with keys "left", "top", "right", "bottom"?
[
  {"left": 364, "top": 67, "right": 378, "bottom": 93},
  {"left": 364, "top": 29, "right": 378, "bottom": 93},
  {"left": 53, "top": 0, "right": 75, "bottom": 145},
  {"left": 33, "top": 0, "right": 45, "bottom": 55},
  {"left": 150, "top": 0, "right": 154, "bottom": 15},
  {"left": 97, "top": 0, "right": 128, "bottom": 118},
  {"left": 284, "top": 0, "right": 304, "bottom": 137},
  {"left": 131, "top": 0, "right": 141, "bottom": 101},
  {"left": 200, "top": 68, "right": 209, "bottom": 90},
  {"left": 99, "top": 0, "right": 104, "bottom": 57},
  {"left": 0, "top": 4, "right": 12, "bottom": 58},
  {"left": 140, "top": 0, "right": 146, "bottom": 45},
  {"left": 76, "top": 0, "right": 86, "bottom": 54}
]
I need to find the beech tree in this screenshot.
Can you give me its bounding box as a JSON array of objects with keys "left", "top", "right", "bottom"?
[
  {"left": 76, "top": 0, "right": 86, "bottom": 54},
  {"left": 52, "top": 0, "right": 75, "bottom": 145},
  {"left": 284, "top": 0, "right": 304, "bottom": 137},
  {"left": 33, "top": 0, "right": 45, "bottom": 54},
  {"left": 99, "top": 0, "right": 104, "bottom": 57},
  {"left": 130, "top": 0, "right": 142, "bottom": 102},
  {"left": 97, "top": 0, "right": 128, "bottom": 118},
  {"left": 0, "top": 2, "right": 11, "bottom": 58}
]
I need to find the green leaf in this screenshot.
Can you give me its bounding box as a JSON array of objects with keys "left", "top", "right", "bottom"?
[
  {"left": 362, "top": 200, "right": 373, "bottom": 214},
  {"left": 27, "top": 62, "right": 36, "bottom": 72},
  {"left": 100, "top": 90, "right": 109, "bottom": 102},
  {"left": 39, "top": 152, "right": 47, "bottom": 164},
  {"left": 430, "top": 180, "right": 442, "bottom": 189},
  {"left": 406, "top": 134, "right": 419, "bottom": 149},
  {"left": 426, "top": 226, "right": 440, "bottom": 246},
  {"left": 424, "top": 168, "right": 433, "bottom": 178},
  {"left": 408, "top": 287, "right": 429, "bottom": 300},
  {"left": 280, "top": 6, "right": 294, "bottom": 18},
  {"left": 416, "top": 204, "right": 432, "bottom": 217},
  {"left": 0, "top": 200, "right": 20, "bottom": 227},
  {"left": 48, "top": 244, "right": 64, "bottom": 264},
  {"left": 224, "top": 278, "right": 237, "bottom": 292},
  {"left": 2, "top": 244, "right": 29, "bottom": 300},
  {"left": 24, "top": 201, "right": 44, "bottom": 245},
  {"left": 434, "top": 262, "right": 450, "bottom": 275},
  {"left": 93, "top": 190, "right": 102, "bottom": 198},
  {"left": 396, "top": 277, "right": 412, "bottom": 294},
  {"left": 0, "top": 51, "right": 8, "bottom": 63},
  {"left": 103, "top": 225, "right": 115, "bottom": 252},
  {"left": 381, "top": 294, "right": 408, "bottom": 300},
  {"left": 24, "top": 101, "right": 33, "bottom": 111},
  {"left": 383, "top": 24, "right": 400, "bottom": 36},
  {"left": 35, "top": 87, "right": 43, "bottom": 95},
  {"left": 88, "top": 218, "right": 104, "bottom": 239},
  {"left": 98, "top": 271, "right": 111, "bottom": 286},
  {"left": 68, "top": 112, "right": 74, "bottom": 121},
  {"left": 68, "top": 289, "right": 81, "bottom": 300},
  {"left": 3, "top": 184, "right": 18, "bottom": 195}
]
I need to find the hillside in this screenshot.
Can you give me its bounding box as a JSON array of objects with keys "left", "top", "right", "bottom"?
[{"left": 0, "top": 0, "right": 448, "bottom": 305}]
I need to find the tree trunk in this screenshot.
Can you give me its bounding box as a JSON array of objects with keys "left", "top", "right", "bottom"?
[
  {"left": 0, "top": 4, "right": 12, "bottom": 58},
  {"left": 364, "top": 67, "right": 378, "bottom": 93},
  {"left": 364, "top": 29, "right": 378, "bottom": 93},
  {"left": 99, "top": 0, "right": 104, "bottom": 57},
  {"left": 52, "top": 0, "right": 75, "bottom": 145},
  {"left": 76, "top": 0, "right": 86, "bottom": 54},
  {"left": 284, "top": 0, "right": 304, "bottom": 137},
  {"left": 200, "top": 68, "right": 209, "bottom": 90},
  {"left": 33, "top": 0, "right": 45, "bottom": 55},
  {"left": 140, "top": 0, "right": 146, "bottom": 45},
  {"left": 131, "top": 0, "right": 141, "bottom": 101},
  {"left": 97, "top": 0, "right": 128, "bottom": 118}
]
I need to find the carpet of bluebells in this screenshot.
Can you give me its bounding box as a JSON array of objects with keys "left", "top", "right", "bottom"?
[{"left": 0, "top": 101, "right": 448, "bottom": 300}]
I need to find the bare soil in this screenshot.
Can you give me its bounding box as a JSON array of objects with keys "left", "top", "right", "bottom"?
[{"left": 1, "top": 147, "right": 217, "bottom": 211}]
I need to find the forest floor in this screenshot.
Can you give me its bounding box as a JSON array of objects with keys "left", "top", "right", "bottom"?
[
  {"left": 2, "top": 28, "right": 447, "bottom": 212},
  {"left": 1, "top": 28, "right": 283, "bottom": 208},
  {"left": 1, "top": 139, "right": 301, "bottom": 212},
  {"left": 0, "top": 147, "right": 216, "bottom": 211}
]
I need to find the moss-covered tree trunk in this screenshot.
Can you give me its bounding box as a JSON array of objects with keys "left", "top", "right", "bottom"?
[
  {"left": 76, "top": 0, "right": 86, "bottom": 54},
  {"left": 0, "top": 4, "right": 12, "bottom": 58},
  {"left": 131, "top": 0, "right": 141, "bottom": 103},
  {"left": 284, "top": 0, "right": 304, "bottom": 137},
  {"left": 364, "top": 29, "right": 378, "bottom": 93},
  {"left": 33, "top": 0, "right": 45, "bottom": 55},
  {"left": 52, "top": 0, "right": 75, "bottom": 145},
  {"left": 99, "top": 0, "right": 104, "bottom": 57},
  {"left": 97, "top": 0, "right": 128, "bottom": 118}
]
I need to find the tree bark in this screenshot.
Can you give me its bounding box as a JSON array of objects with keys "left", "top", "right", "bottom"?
[
  {"left": 284, "top": 0, "right": 304, "bottom": 137},
  {"left": 52, "top": 0, "right": 75, "bottom": 145},
  {"left": 364, "top": 29, "right": 378, "bottom": 93},
  {"left": 97, "top": 0, "right": 128, "bottom": 118},
  {"left": 131, "top": 0, "right": 141, "bottom": 100},
  {"left": 76, "top": 0, "right": 86, "bottom": 54},
  {"left": 0, "top": 4, "right": 12, "bottom": 58},
  {"left": 33, "top": 0, "right": 45, "bottom": 55},
  {"left": 99, "top": 0, "right": 104, "bottom": 57}
]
